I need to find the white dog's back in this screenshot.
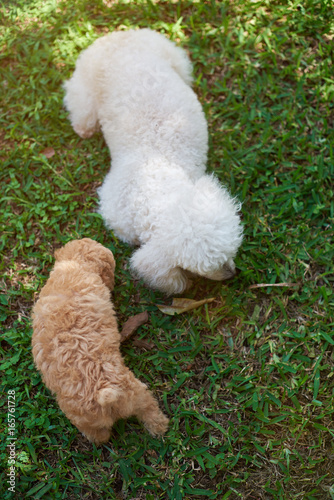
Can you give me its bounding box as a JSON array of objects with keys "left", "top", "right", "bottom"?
[{"left": 64, "top": 29, "right": 208, "bottom": 172}]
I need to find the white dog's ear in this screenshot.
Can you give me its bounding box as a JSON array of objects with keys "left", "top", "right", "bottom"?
[{"left": 130, "top": 244, "right": 189, "bottom": 295}]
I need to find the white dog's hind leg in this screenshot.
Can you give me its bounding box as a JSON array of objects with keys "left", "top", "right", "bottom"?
[
  {"left": 63, "top": 71, "right": 99, "bottom": 139},
  {"left": 161, "top": 44, "right": 193, "bottom": 87},
  {"left": 159, "top": 41, "right": 193, "bottom": 86},
  {"left": 136, "top": 29, "right": 193, "bottom": 86}
]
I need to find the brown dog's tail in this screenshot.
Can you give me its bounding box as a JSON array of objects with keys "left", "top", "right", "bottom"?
[{"left": 96, "top": 387, "right": 120, "bottom": 406}]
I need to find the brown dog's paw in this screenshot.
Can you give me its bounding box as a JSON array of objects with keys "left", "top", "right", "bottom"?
[
  {"left": 82, "top": 427, "right": 111, "bottom": 445},
  {"left": 145, "top": 412, "right": 169, "bottom": 437}
]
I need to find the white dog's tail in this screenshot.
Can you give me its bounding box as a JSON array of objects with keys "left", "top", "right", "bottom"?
[{"left": 96, "top": 387, "right": 120, "bottom": 407}]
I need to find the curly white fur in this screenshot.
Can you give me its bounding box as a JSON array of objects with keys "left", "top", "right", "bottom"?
[{"left": 64, "top": 29, "right": 243, "bottom": 295}]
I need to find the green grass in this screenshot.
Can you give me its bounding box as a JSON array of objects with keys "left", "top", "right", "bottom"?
[{"left": 1, "top": 0, "right": 333, "bottom": 498}]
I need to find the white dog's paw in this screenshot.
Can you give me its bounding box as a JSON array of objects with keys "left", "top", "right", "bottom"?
[
  {"left": 74, "top": 124, "right": 97, "bottom": 139},
  {"left": 131, "top": 245, "right": 190, "bottom": 295}
]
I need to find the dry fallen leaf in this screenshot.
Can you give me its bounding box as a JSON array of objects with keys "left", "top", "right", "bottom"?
[
  {"left": 157, "top": 297, "right": 215, "bottom": 315},
  {"left": 119, "top": 311, "right": 149, "bottom": 342},
  {"left": 41, "top": 147, "right": 55, "bottom": 158},
  {"left": 132, "top": 339, "right": 154, "bottom": 350}
]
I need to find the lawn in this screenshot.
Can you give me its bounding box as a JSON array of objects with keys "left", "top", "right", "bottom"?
[{"left": 1, "top": 0, "right": 333, "bottom": 498}]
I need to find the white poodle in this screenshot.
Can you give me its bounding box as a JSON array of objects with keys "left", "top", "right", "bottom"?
[{"left": 64, "top": 29, "right": 243, "bottom": 295}]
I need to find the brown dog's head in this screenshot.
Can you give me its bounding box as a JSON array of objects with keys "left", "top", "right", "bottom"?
[{"left": 54, "top": 238, "right": 115, "bottom": 290}]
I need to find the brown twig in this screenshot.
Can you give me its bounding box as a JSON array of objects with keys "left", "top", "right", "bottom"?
[{"left": 249, "top": 282, "right": 299, "bottom": 290}]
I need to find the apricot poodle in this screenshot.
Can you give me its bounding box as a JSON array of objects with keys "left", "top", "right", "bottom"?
[{"left": 31, "top": 238, "right": 168, "bottom": 444}]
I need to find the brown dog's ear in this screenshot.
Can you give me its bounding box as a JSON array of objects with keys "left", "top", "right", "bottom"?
[
  {"left": 54, "top": 240, "right": 83, "bottom": 263},
  {"left": 97, "top": 250, "right": 115, "bottom": 290},
  {"left": 54, "top": 239, "right": 115, "bottom": 289},
  {"left": 80, "top": 240, "right": 115, "bottom": 290},
  {"left": 54, "top": 246, "right": 66, "bottom": 262}
]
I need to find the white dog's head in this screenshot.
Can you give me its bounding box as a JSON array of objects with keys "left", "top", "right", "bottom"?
[
  {"left": 175, "top": 175, "right": 242, "bottom": 282},
  {"left": 131, "top": 175, "right": 243, "bottom": 295}
]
